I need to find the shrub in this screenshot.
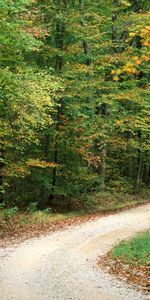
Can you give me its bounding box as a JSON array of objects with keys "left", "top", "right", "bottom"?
[
  {"left": 27, "top": 202, "right": 38, "bottom": 213},
  {"left": 3, "top": 206, "right": 18, "bottom": 219}
]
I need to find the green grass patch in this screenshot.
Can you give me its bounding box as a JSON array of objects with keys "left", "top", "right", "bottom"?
[{"left": 112, "top": 230, "right": 150, "bottom": 266}]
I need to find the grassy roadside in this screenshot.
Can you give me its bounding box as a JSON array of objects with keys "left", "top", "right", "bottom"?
[
  {"left": 0, "top": 191, "right": 149, "bottom": 247},
  {"left": 0, "top": 210, "right": 90, "bottom": 247},
  {"left": 99, "top": 231, "right": 150, "bottom": 293},
  {"left": 112, "top": 230, "right": 150, "bottom": 266}
]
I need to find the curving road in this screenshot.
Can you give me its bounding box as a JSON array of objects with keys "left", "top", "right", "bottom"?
[{"left": 0, "top": 204, "right": 150, "bottom": 300}]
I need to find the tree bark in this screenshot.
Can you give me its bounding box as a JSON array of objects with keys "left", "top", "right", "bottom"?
[{"left": 135, "top": 151, "right": 143, "bottom": 192}]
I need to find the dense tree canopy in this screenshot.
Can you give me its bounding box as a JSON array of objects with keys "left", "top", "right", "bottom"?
[{"left": 0, "top": 0, "right": 150, "bottom": 209}]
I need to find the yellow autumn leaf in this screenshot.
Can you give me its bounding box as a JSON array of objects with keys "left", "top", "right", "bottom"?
[
  {"left": 126, "top": 62, "right": 134, "bottom": 68},
  {"left": 142, "top": 55, "right": 150, "bottom": 62},
  {"left": 136, "top": 60, "right": 142, "bottom": 65},
  {"left": 145, "top": 25, "right": 150, "bottom": 31},
  {"left": 143, "top": 41, "right": 150, "bottom": 48},
  {"left": 133, "top": 56, "right": 139, "bottom": 61},
  {"left": 129, "top": 32, "right": 136, "bottom": 37},
  {"left": 113, "top": 76, "right": 119, "bottom": 81},
  {"left": 116, "top": 120, "right": 123, "bottom": 126},
  {"left": 116, "top": 69, "right": 122, "bottom": 75},
  {"left": 27, "top": 159, "right": 61, "bottom": 168},
  {"left": 130, "top": 67, "right": 138, "bottom": 74}
]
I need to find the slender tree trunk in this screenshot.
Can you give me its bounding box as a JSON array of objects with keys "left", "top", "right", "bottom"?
[
  {"left": 135, "top": 151, "right": 143, "bottom": 192},
  {"left": 112, "top": 0, "right": 122, "bottom": 53},
  {"left": 143, "top": 153, "right": 150, "bottom": 184},
  {"left": 50, "top": 10, "right": 66, "bottom": 199},
  {"left": 96, "top": 104, "right": 108, "bottom": 189},
  {"left": 0, "top": 149, "right": 4, "bottom": 203},
  {"left": 1, "top": 96, "right": 15, "bottom": 204},
  {"left": 98, "top": 145, "right": 106, "bottom": 189}
]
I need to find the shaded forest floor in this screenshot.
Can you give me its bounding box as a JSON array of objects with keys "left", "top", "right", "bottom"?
[
  {"left": 99, "top": 231, "right": 150, "bottom": 294},
  {"left": 0, "top": 192, "right": 149, "bottom": 247}
]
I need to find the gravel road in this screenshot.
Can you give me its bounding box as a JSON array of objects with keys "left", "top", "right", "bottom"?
[{"left": 0, "top": 204, "right": 150, "bottom": 300}]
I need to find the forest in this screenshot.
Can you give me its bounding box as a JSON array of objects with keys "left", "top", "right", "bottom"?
[{"left": 0, "top": 0, "right": 150, "bottom": 211}]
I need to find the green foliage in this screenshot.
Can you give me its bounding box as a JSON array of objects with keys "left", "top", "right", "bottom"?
[
  {"left": 3, "top": 206, "right": 18, "bottom": 219},
  {"left": 27, "top": 202, "right": 38, "bottom": 213},
  {"left": 112, "top": 230, "right": 150, "bottom": 266},
  {"left": 80, "top": 191, "right": 147, "bottom": 213},
  {"left": 0, "top": 203, "right": 5, "bottom": 209},
  {"left": 42, "top": 208, "right": 52, "bottom": 214},
  {"left": 0, "top": 0, "right": 150, "bottom": 209}
]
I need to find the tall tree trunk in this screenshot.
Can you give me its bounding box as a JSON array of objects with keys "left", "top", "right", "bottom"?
[
  {"left": 50, "top": 12, "right": 66, "bottom": 199},
  {"left": 0, "top": 149, "right": 4, "bottom": 204},
  {"left": 98, "top": 145, "right": 106, "bottom": 189},
  {"left": 112, "top": 0, "right": 118, "bottom": 52},
  {"left": 96, "top": 103, "right": 108, "bottom": 189},
  {"left": 135, "top": 151, "right": 143, "bottom": 192}
]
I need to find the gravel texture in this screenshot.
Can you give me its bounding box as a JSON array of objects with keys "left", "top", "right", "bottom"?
[{"left": 0, "top": 203, "right": 150, "bottom": 300}]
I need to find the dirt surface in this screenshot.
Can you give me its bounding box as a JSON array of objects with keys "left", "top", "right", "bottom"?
[{"left": 0, "top": 203, "right": 150, "bottom": 300}]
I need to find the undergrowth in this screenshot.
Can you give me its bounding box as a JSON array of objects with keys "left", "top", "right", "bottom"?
[{"left": 0, "top": 191, "right": 149, "bottom": 241}]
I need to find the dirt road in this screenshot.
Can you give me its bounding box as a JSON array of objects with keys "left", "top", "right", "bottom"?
[{"left": 0, "top": 204, "right": 150, "bottom": 300}]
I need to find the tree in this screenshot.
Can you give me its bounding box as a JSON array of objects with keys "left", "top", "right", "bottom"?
[
  {"left": 1, "top": 0, "right": 149, "bottom": 208},
  {"left": 0, "top": 0, "right": 60, "bottom": 205}
]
